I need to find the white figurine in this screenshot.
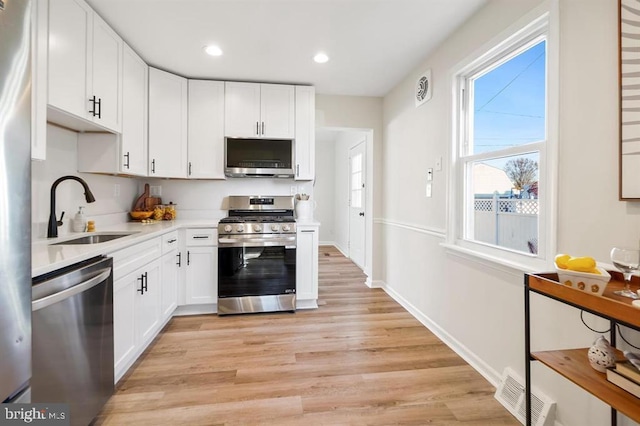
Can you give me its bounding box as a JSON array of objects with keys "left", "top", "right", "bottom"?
[{"left": 587, "top": 336, "right": 616, "bottom": 373}]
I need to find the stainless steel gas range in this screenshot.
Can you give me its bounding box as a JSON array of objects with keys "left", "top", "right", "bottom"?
[{"left": 217, "top": 196, "right": 297, "bottom": 315}]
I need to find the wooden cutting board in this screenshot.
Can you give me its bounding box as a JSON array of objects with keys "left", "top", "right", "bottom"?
[
  {"left": 132, "top": 183, "right": 150, "bottom": 211},
  {"left": 145, "top": 197, "right": 162, "bottom": 211}
]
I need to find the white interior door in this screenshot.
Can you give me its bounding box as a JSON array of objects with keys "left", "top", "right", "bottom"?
[{"left": 349, "top": 141, "right": 366, "bottom": 269}]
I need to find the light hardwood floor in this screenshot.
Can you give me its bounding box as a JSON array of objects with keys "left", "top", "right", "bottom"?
[{"left": 95, "top": 246, "right": 518, "bottom": 425}]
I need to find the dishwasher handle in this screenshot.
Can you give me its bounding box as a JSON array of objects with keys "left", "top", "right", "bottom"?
[{"left": 32, "top": 268, "right": 112, "bottom": 311}]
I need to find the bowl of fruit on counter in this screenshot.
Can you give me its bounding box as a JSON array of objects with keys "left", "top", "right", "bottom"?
[{"left": 555, "top": 254, "right": 611, "bottom": 296}]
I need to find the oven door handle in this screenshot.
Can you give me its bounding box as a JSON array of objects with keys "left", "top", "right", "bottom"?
[{"left": 218, "top": 236, "right": 297, "bottom": 247}]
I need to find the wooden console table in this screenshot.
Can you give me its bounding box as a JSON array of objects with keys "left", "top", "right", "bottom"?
[{"left": 524, "top": 272, "right": 640, "bottom": 426}]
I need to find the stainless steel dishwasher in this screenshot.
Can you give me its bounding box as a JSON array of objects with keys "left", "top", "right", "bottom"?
[{"left": 32, "top": 256, "right": 114, "bottom": 426}]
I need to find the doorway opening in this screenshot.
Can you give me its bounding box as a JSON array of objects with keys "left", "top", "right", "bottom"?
[{"left": 314, "top": 127, "right": 373, "bottom": 284}]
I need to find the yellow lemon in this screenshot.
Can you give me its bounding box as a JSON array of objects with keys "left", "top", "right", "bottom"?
[
  {"left": 555, "top": 254, "right": 571, "bottom": 269},
  {"left": 566, "top": 256, "right": 597, "bottom": 273}
]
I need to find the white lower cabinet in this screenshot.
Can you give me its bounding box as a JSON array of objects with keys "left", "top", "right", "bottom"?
[
  {"left": 184, "top": 228, "right": 218, "bottom": 306},
  {"left": 111, "top": 235, "right": 174, "bottom": 383},
  {"left": 134, "top": 259, "right": 162, "bottom": 348},
  {"left": 160, "top": 232, "right": 180, "bottom": 319},
  {"left": 296, "top": 224, "right": 319, "bottom": 308}
]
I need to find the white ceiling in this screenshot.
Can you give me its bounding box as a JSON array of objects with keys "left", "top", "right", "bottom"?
[{"left": 86, "top": 0, "right": 487, "bottom": 97}]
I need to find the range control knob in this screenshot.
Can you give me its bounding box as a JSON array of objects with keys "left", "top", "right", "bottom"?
[
  {"left": 271, "top": 224, "right": 280, "bottom": 232},
  {"left": 253, "top": 224, "right": 262, "bottom": 232},
  {"left": 236, "top": 224, "right": 245, "bottom": 233},
  {"left": 223, "top": 224, "right": 232, "bottom": 233},
  {"left": 282, "top": 224, "right": 291, "bottom": 232}
]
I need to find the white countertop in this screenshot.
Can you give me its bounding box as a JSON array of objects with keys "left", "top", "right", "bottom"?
[{"left": 32, "top": 219, "right": 218, "bottom": 277}]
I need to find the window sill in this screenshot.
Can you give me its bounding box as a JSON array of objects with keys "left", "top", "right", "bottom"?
[{"left": 440, "top": 242, "right": 553, "bottom": 278}]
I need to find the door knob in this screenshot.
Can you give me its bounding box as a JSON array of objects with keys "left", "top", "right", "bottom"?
[{"left": 359, "top": 212, "right": 365, "bottom": 216}]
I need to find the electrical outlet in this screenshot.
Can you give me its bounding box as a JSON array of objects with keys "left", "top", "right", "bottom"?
[
  {"left": 150, "top": 185, "right": 162, "bottom": 197},
  {"left": 426, "top": 183, "right": 432, "bottom": 198},
  {"left": 114, "top": 184, "right": 120, "bottom": 198},
  {"left": 290, "top": 185, "right": 297, "bottom": 195}
]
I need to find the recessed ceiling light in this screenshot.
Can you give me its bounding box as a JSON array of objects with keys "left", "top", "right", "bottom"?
[
  {"left": 313, "top": 52, "right": 329, "bottom": 64},
  {"left": 204, "top": 45, "right": 223, "bottom": 56}
]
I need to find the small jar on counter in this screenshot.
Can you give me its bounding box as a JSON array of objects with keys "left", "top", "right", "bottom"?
[
  {"left": 153, "top": 205, "right": 165, "bottom": 221},
  {"left": 164, "top": 202, "right": 177, "bottom": 220}
]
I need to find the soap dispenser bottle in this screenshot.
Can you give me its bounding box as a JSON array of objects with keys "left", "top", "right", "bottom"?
[{"left": 73, "top": 206, "right": 87, "bottom": 232}]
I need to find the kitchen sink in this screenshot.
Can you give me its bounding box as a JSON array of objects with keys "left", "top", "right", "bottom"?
[{"left": 52, "top": 232, "right": 138, "bottom": 245}]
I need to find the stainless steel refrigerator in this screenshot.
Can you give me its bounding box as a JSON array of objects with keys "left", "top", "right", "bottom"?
[{"left": 0, "top": 0, "right": 33, "bottom": 403}]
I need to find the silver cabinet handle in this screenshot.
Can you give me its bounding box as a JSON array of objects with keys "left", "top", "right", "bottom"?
[
  {"left": 261, "top": 121, "right": 265, "bottom": 135},
  {"left": 192, "top": 235, "right": 210, "bottom": 239},
  {"left": 296, "top": 164, "right": 300, "bottom": 177},
  {"left": 32, "top": 268, "right": 111, "bottom": 311},
  {"left": 256, "top": 122, "right": 259, "bottom": 135}
]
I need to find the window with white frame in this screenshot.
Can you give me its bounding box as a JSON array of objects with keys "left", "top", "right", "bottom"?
[{"left": 452, "top": 12, "right": 555, "bottom": 266}]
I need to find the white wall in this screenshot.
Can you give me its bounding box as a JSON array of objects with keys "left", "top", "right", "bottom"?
[
  {"left": 380, "top": 1, "right": 639, "bottom": 425},
  {"left": 314, "top": 131, "right": 336, "bottom": 243},
  {"left": 31, "top": 125, "right": 139, "bottom": 239}
]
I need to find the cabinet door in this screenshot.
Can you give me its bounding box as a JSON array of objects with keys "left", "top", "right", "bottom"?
[
  {"left": 224, "top": 82, "right": 261, "bottom": 137},
  {"left": 121, "top": 44, "right": 148, "bottom": 176},
  {"left": 91, "top": 13, "right": 122, "bottom": 132},
  {"left": 161, "top": 251, "right": 179, "bottom": 320},
  {"left": 113, "top": 272, "right": 136, "bottom": 381},
  {"left": 48, "top": 0, "right": 91, "bottom": 119},
  {"left": 148, "top": 68, "right": 188, "bottom": 178},
  {"left": 260, "top": 84, "right": 295, "bottom": 139},
  {"left": 136, "top": 259, "right": 162, "bottom": 347},
  {"left": 185, "top": 246, "right": 218, "bottom": 304},
  {"left": 188, "top": 80, "right": 225, "bottom": 179},
  {"left": 294, "top": 86, "right": 315, "bottom": 180},
  {"left": 296, "top": 227, "right": 319, "bottom": 302}
]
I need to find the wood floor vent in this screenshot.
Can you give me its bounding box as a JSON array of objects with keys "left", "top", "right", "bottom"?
[{"left": 494, "top": 367, "right": 556, "bottom": 426}]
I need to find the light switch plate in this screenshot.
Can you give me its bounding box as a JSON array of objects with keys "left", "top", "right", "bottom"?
[{"left": 427, "top": 168, "right": 433, "bottom": 181}]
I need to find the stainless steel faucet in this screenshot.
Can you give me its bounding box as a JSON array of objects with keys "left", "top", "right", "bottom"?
[{"left": 47, "top": 176, "right": 96, "bottom": 238}]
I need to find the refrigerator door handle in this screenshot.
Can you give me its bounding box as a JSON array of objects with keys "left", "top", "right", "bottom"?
[{"left": 32, "top": 268, "right": 111, "bottom": 311}]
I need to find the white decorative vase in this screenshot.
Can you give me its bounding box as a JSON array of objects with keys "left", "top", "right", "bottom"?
[{"left": 587, "top": 336, "right": 616, "bottom": 373}]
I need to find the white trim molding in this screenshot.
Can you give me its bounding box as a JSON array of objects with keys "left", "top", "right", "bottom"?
[{"left": 375, "top": 218, "right": 446, "bottom": 239}]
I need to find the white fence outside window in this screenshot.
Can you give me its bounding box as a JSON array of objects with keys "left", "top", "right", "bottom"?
[{"left": 474, "top": 195, "right": 538, "bottom": 253}]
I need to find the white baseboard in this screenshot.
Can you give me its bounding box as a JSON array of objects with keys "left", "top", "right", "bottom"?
[
  {"left": 370, "top": 279, "right": 384, "bottom": 288},
  {"left": 319, "top": 240, "right": 335, "bottom": 246},
  {"left": 296, "top": 299, "right": 318, "bottom": 309},
  {"left": 379, "top": 280, "right": 502, "bottom": 388},
  {"left": 173, "top": 304, "right": 217, "bottom": 316},
  {"left": 333, "top": 243, "right": 349, "bottom": 258}
]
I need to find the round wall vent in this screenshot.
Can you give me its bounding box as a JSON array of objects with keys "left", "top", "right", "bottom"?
[{"left": 415, "top": 69, "right": 432, "bottom": 107}]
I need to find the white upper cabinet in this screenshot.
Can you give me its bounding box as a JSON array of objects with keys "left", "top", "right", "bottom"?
[
  {"left": 48, "top": 0, "right": 122, "bottom": 133},
  {"left": 224, "top": 82, "right": 294, "bottom": 139},
  {"left": 120, "top": 45, "right": 148, "bottom": 176},
  {"left": 77, "top": 43, "right": 147, "bottom": 176},
  {"left": 90, "top": 13, "right": 123, "bottom": 132},
  {"left": 148, "top": 67, "right": 188, "bottom": 178},
  {"left": 294, "top": 86, "right": 316, "bottom": 180},
  {"left": 260, "top": 84, "right": 295, "bottom": 138},
  {"left": 188, "top": 80, "right": 225, "bottom": 179}
]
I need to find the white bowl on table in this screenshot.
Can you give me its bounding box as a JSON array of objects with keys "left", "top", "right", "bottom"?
[{"left": 555, "top": 264, "right": 611, "bottom": 296}]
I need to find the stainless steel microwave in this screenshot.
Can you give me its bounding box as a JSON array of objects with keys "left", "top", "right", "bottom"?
[{"left": 225, "top": 137, "right": 294, "bottom": 178}]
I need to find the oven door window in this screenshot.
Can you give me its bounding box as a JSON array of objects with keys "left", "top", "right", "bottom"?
[{"left": 218, "top": 246, "right": 296, "bottom": 298}]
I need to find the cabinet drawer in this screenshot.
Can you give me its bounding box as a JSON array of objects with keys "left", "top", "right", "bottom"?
[
  {"left": 110, "top": 237, "right": 162, "bottom": 281},
  {"left": 185, "top": 228, "right": 217, "bottom": 246},
  {"left": 162, "top": 231, "right": 179, "bottom": 254}
]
